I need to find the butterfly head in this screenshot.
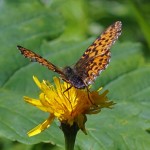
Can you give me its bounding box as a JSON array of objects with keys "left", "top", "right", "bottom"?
[{"left": 63, "top": 66, "right": 74, "bottom": 78}]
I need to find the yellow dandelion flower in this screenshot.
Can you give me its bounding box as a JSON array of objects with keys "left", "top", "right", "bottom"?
[{"left": 24, "top": 76, "right": 114, "bottom": 137}]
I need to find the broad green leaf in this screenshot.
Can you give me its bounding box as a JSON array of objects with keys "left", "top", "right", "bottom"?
[
  {"left": 0, "top": 1, "right": 150, "bottom": 150},
  {"left": 0, "top": 0, "right": 64, "bottom": 87}
]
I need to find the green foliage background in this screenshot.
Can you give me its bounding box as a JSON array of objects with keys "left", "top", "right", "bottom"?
[{"left": 0, "top": 0, "right": 150, "bottom": 150}]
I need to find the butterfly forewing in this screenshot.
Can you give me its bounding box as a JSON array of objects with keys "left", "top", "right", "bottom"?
[
  {"left": 17, "top": 45, "right": 64, "bottom": 76},
  {"left": 74, "top": 21, "right": 122, "bottom": 85}
]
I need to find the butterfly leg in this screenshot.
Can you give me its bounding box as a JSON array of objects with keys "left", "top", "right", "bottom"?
[
  {"left": 83, "top": 81, "right": 97, "bottom": 106},
  {"left": 82, "top": 81, "right": 94, "bottom": 105},
  {"left": 59, "top": 77, "right": 73, "bottom": 93},
  {"left": 63, "top": 85, "right": 73, "bottom": 93},
  {"left": 86, "top": 88, "right": 98, "bottom": 107},
  {"left": 86, "top": 87, "right": 94, "bottom": 104}
]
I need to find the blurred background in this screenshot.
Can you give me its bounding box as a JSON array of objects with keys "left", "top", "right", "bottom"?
[{"left": 0, "top": 0, "right": 150, "bottom": 150}]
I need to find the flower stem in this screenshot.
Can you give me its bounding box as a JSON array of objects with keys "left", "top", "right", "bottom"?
[{"left": 61, "top": 122, "right": 79, "bottom": 150}]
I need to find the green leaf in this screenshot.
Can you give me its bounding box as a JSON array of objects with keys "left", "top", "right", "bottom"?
[
  {"left": 0, "top": 1, "right": 150, "bottom": 150},
  {"left": 0, "top": 0, "right": 64, "bottom": 87}
]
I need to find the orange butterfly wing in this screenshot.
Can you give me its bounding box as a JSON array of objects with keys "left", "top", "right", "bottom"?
[
  {"left": 74, "top": 21, "right": 122, "bottom": 85},
  {"left": 17, "top": 45, "right": 65, "bottom": 76}
]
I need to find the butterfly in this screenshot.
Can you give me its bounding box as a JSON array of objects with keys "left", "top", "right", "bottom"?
[{"left": 17, "top": 21, "right": 122, "bottom": 89}]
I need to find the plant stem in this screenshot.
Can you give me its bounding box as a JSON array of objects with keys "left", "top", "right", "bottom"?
[{"left": 61, "top": 122, "right": 79, "bottom": 150}]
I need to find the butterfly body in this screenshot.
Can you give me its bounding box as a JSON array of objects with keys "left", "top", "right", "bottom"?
[
  {"left": 17, "top": 21, "right": 122, "bottom": 89},
  {"left": 63, "top": 66, "right": 86, "bottom": 89}
]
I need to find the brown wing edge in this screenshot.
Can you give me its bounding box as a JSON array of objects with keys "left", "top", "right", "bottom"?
[{"left": 17, "top": 45, "right": 65, "bottom": 76}]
